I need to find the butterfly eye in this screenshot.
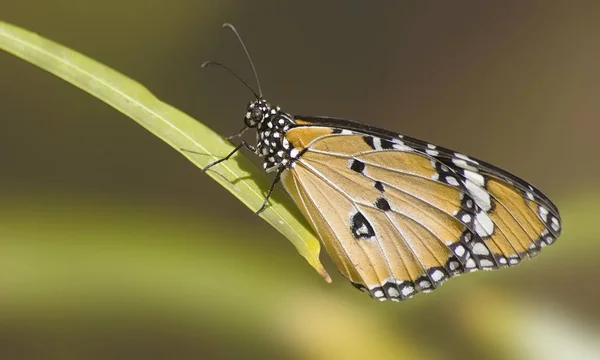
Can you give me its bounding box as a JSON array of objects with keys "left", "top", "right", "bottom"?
[
  {"left": 251, "top": 107, "right": 264, "bottom": 121},
  {"left": 244, "top": 107, "right": 264, "bottom": 127},
  {"left": 244, "top": 106, "right": 263, "bottom": 127}
]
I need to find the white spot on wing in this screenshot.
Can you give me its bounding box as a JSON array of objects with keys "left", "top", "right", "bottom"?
[
  {"left": 539, "top": 206, "right": 549, "bottom": 222},
  {"left": 455, "top": 153, "right": 479, "bottom": 164},
  {"left": 551, "top": 217, "right": 560, "bottom": 231},
  {"left": 431, "top": 270, "right": 444, "bottom": 282},
  {"left": 372, "top": 137, "right": 382, "bottom": 150},
  {"left": 474, "top": 211, "right": 494, "bottom": 237},
  {"left": 472, "top": 242, "right": 490, "bottom": 256},
  {"left": 388, "top": 287, "right": 400, "bottom": 297},
  {"left": 480, "top": 259, "right": 494, "bottom": 268},
  {"left": 446, "top": 176, "right": 460, "bottom": 186},
  {"left": 464, "top": 170, "right": 485, "bottom": 186},
  {"left": 464, "top": 232, "right": 472, "bottom": 242},
  {"left": 465, "top": 258, "right": 477, "bottom": 269},
  {"left": 464, "top": 174, "right": 491, "bottom": 211},
  {"left": 461, "top": 214, "right": 472, "bottom": 223},
  {"left": 541, "top": 229, "right": 549, "bottom": 236},
  {"left": 452, "top": 158, "right": 478, "bottom": 172},
  {"left": 392, "top": 142, "right": 413, "bottom": 152},
  {"left": 401, "top": 286, "right": 414, "bottom": 297}
]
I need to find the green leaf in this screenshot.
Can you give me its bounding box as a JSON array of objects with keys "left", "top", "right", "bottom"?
[{"left": 0, "top": 21, "right": 329, "bottom": 282}]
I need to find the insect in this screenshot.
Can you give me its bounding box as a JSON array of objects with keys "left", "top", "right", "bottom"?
[{"left": 198, "top": 24, "right": 562, "bottom": 302}]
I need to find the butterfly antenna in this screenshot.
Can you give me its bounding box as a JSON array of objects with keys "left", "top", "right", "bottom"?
[
  {"left": 222, "top": 23, "right": 263, "bottom": 98},
  {"left": 201, "top": 61, "right": 260, "bottom": 99}
]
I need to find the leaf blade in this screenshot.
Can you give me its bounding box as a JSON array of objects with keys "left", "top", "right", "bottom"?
[{"left": 0, "top": 21, "right": 329, "bottom": 282}]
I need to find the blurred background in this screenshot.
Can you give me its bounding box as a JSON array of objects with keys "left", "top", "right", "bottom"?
[{"left": 1, "top": 1, "right": 599, "bottom": 359}]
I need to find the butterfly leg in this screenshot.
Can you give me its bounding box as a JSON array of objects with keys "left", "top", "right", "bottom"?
[
  {"left": 255, "top": 168, "right": 283, "bottom": 215},
  {"left": 226, "top": 126, "right": 249, "bottom": 140},
  {"left": 201, "top": 141, "right": 256, "bottom": 172}
]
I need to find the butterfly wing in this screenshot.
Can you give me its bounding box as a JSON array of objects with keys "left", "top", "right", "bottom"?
[{"left": 281, "top": 116, "right": 561, "bottom": 301}]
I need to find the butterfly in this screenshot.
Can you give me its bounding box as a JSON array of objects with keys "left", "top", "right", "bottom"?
[{"left": 199, "top": 24, "right": 562, "bottom": 302}]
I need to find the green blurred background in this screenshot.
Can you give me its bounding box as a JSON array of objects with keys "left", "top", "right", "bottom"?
[{"left": 1, "top": 1, "right": 599, "bottom": 359}]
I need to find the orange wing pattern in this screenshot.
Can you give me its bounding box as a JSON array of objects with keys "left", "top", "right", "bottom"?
[{"left": 281, "top": 122, "right": 561, "bottom": 301}]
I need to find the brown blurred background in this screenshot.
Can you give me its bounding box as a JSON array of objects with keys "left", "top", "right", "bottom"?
[{"left": 1, "top": 1, "right": 599, "bottom": 359}]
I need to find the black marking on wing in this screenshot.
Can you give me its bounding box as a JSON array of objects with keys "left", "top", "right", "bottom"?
[
  {"left": 350, "top": 159, "right": 365, "bottom": 173},
  {"left": 363, "top": 136, "right": 375, "bottom": 149},
  {"left": 350, "top": 211, "right": 375, "bottom": 239},
  {"left": 374, "top": 198, "right": 391, "bottom": 211}
]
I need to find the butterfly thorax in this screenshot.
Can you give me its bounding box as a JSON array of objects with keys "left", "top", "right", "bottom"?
[{"left": 246, "top": 100, "right": 298, "bottom": 172}]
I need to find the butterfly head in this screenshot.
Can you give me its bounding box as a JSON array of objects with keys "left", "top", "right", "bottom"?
[{"left": 245, "top": 99, "right": 273, "bottom": 127}]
